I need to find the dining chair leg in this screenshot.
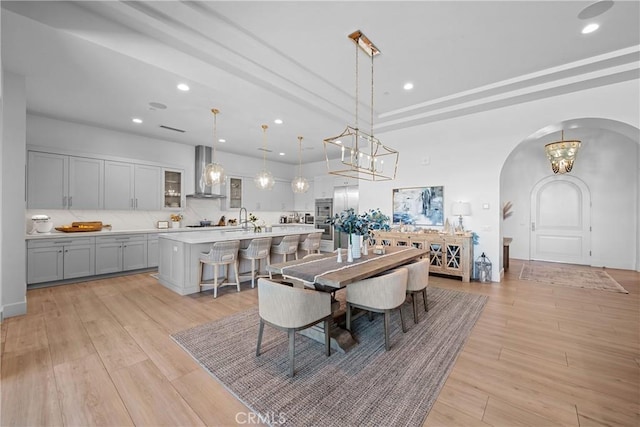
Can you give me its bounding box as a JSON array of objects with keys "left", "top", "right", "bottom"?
[
  {"left": 412, "top": 292, "right": 419, "bottom": 324},
  {"left": 399, "top": 305, "right": 407, "bottom": 333},
  {"left": 383, "top": 310, "right": 391, "bottom": 351},
  {"left": 324, "top": 319, "right": 331, "bottom": 357},
  {"left": 256, "top": 319, "right": 264, "bottom": 356},
  {"left": 423, "top": 288, "right": 429, "bottom": 311},
  {"left": 345, "top": 303, "right": 352, "bottom": 331},
  {"left": 368, "top": 311, "right": 374, "bottom": 322},
  {"left": 288, "top": 329, "right": 295, "bottom": 377}
]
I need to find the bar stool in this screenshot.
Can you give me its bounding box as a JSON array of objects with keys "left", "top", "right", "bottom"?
[
  {"left": 239, "top": 237, "right": 272, "bottom": 288},
  {"left": 270, "top": 235, "right": 300, "bottom": 264},
  {"left": 298, "top": 232, "right": 322, "bottom": 257},
  {"left": 198, "top": 240, "right": 240, "bottom": 298}
]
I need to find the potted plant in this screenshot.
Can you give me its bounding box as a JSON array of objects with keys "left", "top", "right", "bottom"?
[{"left": 170, "top": 213, "right": 183, "bottom": 228}]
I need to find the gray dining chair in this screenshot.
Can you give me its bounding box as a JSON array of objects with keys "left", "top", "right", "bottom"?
[
  {"left": 256, "top": 278, "right": 332, "bottom": 376},
  {"left": 345, "top": 268, "right": 408, "bottom": 351},
  {"left": 197, "top": 240, "right": 241, "bottom": 298}
]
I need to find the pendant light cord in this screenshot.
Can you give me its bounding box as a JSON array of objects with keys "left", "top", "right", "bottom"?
[
  {"left": 261, "top": 124, "right": 268, "bottom": 170},
  {"left": 298, "top": 136, "right": 303, "bottom": 176},
  {"left": 211, "top": 108, "right": 219, "bottom": 161}
]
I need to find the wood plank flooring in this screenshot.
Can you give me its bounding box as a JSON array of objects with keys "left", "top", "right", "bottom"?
[{"left": 1, "top": 259, "right": 638, "bottom": 426}]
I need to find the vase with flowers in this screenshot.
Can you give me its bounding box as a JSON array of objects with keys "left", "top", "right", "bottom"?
[{"left": 248, "top": 213, "right": 265, "bottom": 232}]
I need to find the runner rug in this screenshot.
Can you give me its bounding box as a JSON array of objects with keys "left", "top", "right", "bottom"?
[
  {"left": 519, "top": 264, "right": 628, "bottom": 293},
  {"left": 172, "top": 287, "right": 487, "bottom": 426}
]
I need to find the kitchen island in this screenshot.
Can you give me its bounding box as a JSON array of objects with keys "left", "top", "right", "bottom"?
[{"left": 157, "top": 226, "right": 322, "bottom": 295}]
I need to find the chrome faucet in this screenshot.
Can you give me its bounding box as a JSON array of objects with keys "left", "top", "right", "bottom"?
[{"left": 239, "top": 207, "right": 248, "bottom": 231}]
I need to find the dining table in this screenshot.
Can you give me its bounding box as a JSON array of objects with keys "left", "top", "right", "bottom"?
[{"left": 266, "top": 246, "right": 429, "bottom": 352}]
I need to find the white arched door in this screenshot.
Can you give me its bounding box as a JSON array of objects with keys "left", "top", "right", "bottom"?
[{"left": 530, "top": 176, "right": 591, "bottom": 265}]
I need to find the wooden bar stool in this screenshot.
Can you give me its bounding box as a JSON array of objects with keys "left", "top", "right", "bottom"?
[
  {"left": 198, "top": 240, "right": 240, "bottom": 298},
  {"left": 239, "top": 237, "right": 272, "bottom": 288}
]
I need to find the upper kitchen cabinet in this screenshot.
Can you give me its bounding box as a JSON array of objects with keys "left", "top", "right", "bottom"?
[
  {"left": 163, "top": 168, "right": 184, "bottom": 210},
  {"left": 27, "top": 151, "right": 104, "bottom": 209},
  {"left": 293, "top": 180, "right": 315, "bottom": 211},
  {"left": 313, "top": 175, "right": 334, "bottom": 200},
  {"left": 104, "top": 161, "right": 161, "bottom": 210}
]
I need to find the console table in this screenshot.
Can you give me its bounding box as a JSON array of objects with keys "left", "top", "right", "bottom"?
[{"left": 372, "top": 231, "right": 473, "bottom": 282}]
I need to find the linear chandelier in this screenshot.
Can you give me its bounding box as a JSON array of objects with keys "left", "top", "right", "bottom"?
[
  {"left": 324, "top": 30, "right": 399, "bottom": 181},
  {"left": 545, "top": 130, "right": 581, "bottom": 174}
]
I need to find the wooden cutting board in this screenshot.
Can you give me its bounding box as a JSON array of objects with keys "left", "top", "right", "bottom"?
[{"left": 56, "top": 221, "right": 111, "bottom": 232}]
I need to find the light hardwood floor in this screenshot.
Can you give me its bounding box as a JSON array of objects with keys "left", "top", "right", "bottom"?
[{"left": 2, "top": 260, "right": 638, "bottom": 426}]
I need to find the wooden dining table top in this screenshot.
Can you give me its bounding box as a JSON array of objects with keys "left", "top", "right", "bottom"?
[{"left": 267, "top": 246, "right": 428, "bottom": 289}]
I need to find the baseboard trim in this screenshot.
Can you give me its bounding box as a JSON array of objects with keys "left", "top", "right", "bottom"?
[{"left": 3, "top": 300, "right": 27, "bottom": 318}]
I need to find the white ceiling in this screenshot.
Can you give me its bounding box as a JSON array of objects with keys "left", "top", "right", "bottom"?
[{"left": 2, "top": 1, "right": 639, "bottom": 164}]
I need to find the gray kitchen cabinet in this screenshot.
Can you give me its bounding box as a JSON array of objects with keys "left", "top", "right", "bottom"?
[
  {"left": 147, "top": 234, "right": 159, "bottom": 268},
  {"left": 269, "top": 180, "right": 294, "bottom": 211},
  {"left": 27, "top": 151, "right": 104, "bottom": 209},
  {"left": 293, "top": 180, "right": 315, "bottom": 211},
  {"left": 313, "top": 175, "right": 334, "bottom": 199},
  {"left": 104, "top": 162, "right": 161, "bottom": 210},
  {"left": 96, "top": 234, "right": 148, "bottom": 274},
  {"left": 27, "top": 237, "right": 96, "bottom": 284}
]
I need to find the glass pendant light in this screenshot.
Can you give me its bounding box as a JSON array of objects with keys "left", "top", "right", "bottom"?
[
  {"left": 254, "top": 124, "right": 275, "bottom": 190},
  {"left": 203, "top": 108, "right": 225, "bottom": 186},
  {"left": 291, "top": 136, "right": 309, "bottom": 193}
]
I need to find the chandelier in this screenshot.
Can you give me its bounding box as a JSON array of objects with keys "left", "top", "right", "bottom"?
[
  {"left": 202, "top": 108, "right": 225, "bottom": 186},
  {"left": 254, "top": 124, "right": 275, "bottom": 190},
  {"left": 291, "top": 136, "right": 310, "bottom": 193},
  {"left": 544, "top": 130, "right": 581, "bottom": 174},
  {"left": 324, "top": 30, "right": 399, "bottom": 181}
]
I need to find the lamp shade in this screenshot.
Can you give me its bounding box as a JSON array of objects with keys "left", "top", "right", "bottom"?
[{"left": 451, "top": 202, "right": 471, "bottom": 217}]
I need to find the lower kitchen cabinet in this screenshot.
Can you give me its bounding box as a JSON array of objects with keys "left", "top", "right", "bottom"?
[
  {"left": 147, "top": 233, "right": 159, "bottom": 268},
  {"left": 96, "top": 234, "right": 148, "bottom": 274},
  {"left": 27, "top": 237, "right": 96, "bottom": 284}
]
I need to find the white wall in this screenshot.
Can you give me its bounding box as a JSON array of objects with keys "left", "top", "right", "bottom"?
[
  {"left": 502, "top": 123, "right": 638, "bottom": 269},
  {"left": 359, "top": 79, "right": 640, "bottom": 280},
  {"left": 2, "top": 71, "right": 27, "bottom": 317}
]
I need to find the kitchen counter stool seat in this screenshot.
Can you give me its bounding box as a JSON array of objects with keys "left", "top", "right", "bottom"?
[
  {"left": 270, "top": 234, "right": 300, "bottom": 268},
  {"left": 298, "top": 232, "right": 322, "bottom": 257},
  {"left": 198, "top": 240, "right": 241, "bottom": 298},
  {"left": 239, "top": 237, "right": 272, "bottom": 288}
]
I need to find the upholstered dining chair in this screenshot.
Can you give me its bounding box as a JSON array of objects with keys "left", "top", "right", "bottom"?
[
  {"left": 198, "top": 240, "right": 241, "bottom": 298},
  {"left": 270, "top": 234, "right": 300, "bottom": 265},
  {"left": 239, "top": 237, "right": 272, "bottom": 288},
  {"left": 402, "top": 258, "right": 430, "bottom": 324},
  {"left": 256, "top": 278, "right": 332, "bottom": 376},
  {"left": 345, "top": 268, "right": 408, "bottom": 351},
  {"left": 298, "top": 232, "right": 322, "bottom": 256}
]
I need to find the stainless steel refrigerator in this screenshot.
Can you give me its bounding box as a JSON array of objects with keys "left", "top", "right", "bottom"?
[{"left": 333, "top": 185, "right": 359, "bottom": 250}]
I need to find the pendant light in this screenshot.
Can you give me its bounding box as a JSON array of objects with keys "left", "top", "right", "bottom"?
[
  {"left": 544, "top": 130, "right": 581, "bottom": 174},
  {"left": 291, "top": 136, "right": 309, "bottom": 193},
  {"left": 254, "top": 124, "right": 275, "bottom": 190},
  {"left": 203, "top": 108, "right": 225, "bottom": 186},
  {"left": 323, "top": 30, "right": 399, "bottom": 181}
]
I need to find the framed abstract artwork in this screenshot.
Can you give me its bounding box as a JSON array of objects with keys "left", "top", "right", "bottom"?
[{"left": 392, "top": 186, "right": 444, "bottom": 226}]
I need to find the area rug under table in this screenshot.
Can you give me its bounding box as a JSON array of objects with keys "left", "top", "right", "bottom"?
[
  {"left": 519, "top": 264, "right": 628, "bottom": 293},
  {"left": 172, "top": 287, "right": 487, "bottom": 427}
]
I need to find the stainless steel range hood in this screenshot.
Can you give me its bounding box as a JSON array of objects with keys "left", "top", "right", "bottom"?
[{"left": 186, "top": 145, "right": 226, "bottom": 199}]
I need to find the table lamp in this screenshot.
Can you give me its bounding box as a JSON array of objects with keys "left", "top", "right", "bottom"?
[{"left": 451, "top": 201, "right": 471, "bottom": 231}]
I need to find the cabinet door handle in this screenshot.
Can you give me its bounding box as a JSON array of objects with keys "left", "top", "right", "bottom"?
[
  {"left": 62, "top": 196, "right": 67, "bottom": 207},
  {"left": 130, "top": 198, "right": 134, "bottom": 208},
  {"left": 531, "top": 222, "right": 536, "bottom": 231},
  {"left": 68, "top": 196, "right": 72, "bottom": 207},
  {"left": 135, "top": 198, "right": 138, "bottom": 208}
]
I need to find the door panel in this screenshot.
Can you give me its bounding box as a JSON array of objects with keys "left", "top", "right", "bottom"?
[{"left": 530, "top": 176, "right": 590, "bottom": 264}]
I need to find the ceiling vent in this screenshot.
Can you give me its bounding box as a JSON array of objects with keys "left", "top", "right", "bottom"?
[{"left": 159, "top": 125, "right": 185, "bottom": 133}]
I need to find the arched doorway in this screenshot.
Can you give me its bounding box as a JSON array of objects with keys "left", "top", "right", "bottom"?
[{"left": 530, "top": 175, "right": 591, "bottom": 264}]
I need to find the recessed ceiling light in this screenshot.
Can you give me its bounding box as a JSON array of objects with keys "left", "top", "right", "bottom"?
[
  {"left": 218, "top": 139, "right": 226, "bottom": 143},
  {"left": 177, "top": 83, "right": 190, "bottom": 91},
  {"left": 274, "top": 119, "right": 283, "bottom": 124},
  {"left": 279, "top": 152, "right": 285, "bottom": 156},
  {"left": 578, "top": 0, "right": 614, "bottom": 20},
  {"left": 132, "top": 118, "right": 143, "bottom": 124},
  {"left": 403, "top": 82, "right": 414, "bottom": 91},
  {"left": 582, "top": 23, "right": 600, "bottom": 34}
]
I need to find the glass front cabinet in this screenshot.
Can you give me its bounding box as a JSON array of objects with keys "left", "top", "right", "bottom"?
[
  {"left": 163, "top": 168, "right": 184, "bottom": 210},
  {"left": 372, "top": 231, "right": 473, "bottom": 282}
]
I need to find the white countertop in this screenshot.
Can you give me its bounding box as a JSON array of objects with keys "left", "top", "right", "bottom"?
[
  {"left": 159, "top": 226, "right": 323, "bottom": 244},
  {"left": 25, "top": 224, "right": 317, "bottom": 240}
]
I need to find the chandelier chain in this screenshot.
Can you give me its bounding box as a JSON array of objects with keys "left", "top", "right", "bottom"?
[
  {"left": 261, "top": 124, "right": 268, "bottom": 170},
  {"left": 298, "top": 136, "right": 303, "bottom": 176},
  {"left": 212, "top": 108, "right": 219, "bottom": 161}
]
